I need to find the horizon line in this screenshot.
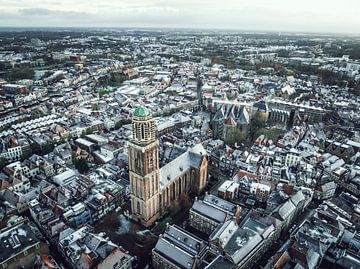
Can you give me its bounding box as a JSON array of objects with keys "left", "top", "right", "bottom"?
[{"left": 0, "top": 26, "right": 359, "bottom": 37}]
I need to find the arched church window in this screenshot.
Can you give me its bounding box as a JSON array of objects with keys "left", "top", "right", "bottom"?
[
  {"left": 135, "top": 152, "right": 141, "bottom": 173},
  {"left": 137, "top": 201, "right": 141, "bottom": 214},
  {"left": 149, "top": 152, "right": 154, "bottom": 168},
  {"left": 141, "top": 123, "right": 145, "bottom": 140},
  {"left": 172, "top": 183, "right": 176, "bottom": 200}
]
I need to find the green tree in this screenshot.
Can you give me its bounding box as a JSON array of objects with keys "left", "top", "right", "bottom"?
[
  {"left": 42, "top": 140, "right": 54, "bottom": 155},
  {"left": 277, "top": 49, "right": 290, "bottom": 58},
  {"left": 351, "top": 80, "right": 360, "bottom": 95},
  {"left": 179, "top": 192, "right": 192, "bottom": 210},
  {"left": 317, "top": 69, "right": 342, "bottom": 86},
  {"left": 74, "top": 158, "right": 89, "bottom": 174},
  {"left": 57, "top": 136, "right": 66, "bottom": 145},
  {"left": 9, "top": 67, "right": 35, "bottom": 81},
  {"left": 97, "top": 75, "right": 110, "bottom": 87},
  {"left": 110, "top": 72, "right": 125, "bottom": 86},
  {"left": 91, "top": 103, "right": 100, "bottom": 111},
  {"left": 30, "top": 142, "right": 42, "bottom": 155},
  {"left": 225, "top": 127, "right": 246, "bottom": 145},
  {"left": 21, "top": 146, "right": 32, "bottom": 160},
  {"left": 98, "top": 89, "right": 115, "bottom": 97},
  {"left": 260, "top": 128, "right": 284, "bottom": 142},
  {"left": 356, "top": 81, "right": 360, "bottom": 95},
  {"left": 115, "top": 119, "right": 131, "bottom": 130},
  {"left": 249, "top": 117, "right": 265, "bottom": 141},
  {"left": 220, "top": 75, "right": 230, "bottom": 82},
  {"left": 0, "top": 157, "right": 9, "bottom": 170}
]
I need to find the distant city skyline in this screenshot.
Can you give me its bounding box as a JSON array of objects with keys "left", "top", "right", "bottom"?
[{"left": 0, "top": 0, "right": 359, "bottom": 34}]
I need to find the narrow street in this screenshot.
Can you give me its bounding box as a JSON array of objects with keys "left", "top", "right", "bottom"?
[{"left": 255, "top": 205, "right": 316, "bottom": 268}]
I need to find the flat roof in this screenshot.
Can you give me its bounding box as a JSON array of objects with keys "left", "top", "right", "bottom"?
[
  {"left": 0, "top": 223, "right": 40, "bottom": 264},
  {"left": 76, "top": 138, "right": 95, "bottom": 147}
]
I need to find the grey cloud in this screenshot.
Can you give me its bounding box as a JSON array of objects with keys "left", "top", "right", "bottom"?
[
  {"left": 19, "top": 8, "right": 54, "bottom": 15},
  {"left": 0, "top": 1, "right": 357, "bottom": 33},
  {"left": 19, "top": 8, "right": 89, "bottom": 17}
]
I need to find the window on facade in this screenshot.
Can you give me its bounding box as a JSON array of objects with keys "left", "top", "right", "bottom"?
[
  {"left": 140, "top": 183, "right": 143, "bottom": 198},
  {"left": 137, "top": 201, "right": 141, "bottom": 214},
  {"left": 152, "top": 177, "right": 156, "bottom": 195},
  {"left": 141, "top": 124, "right": 145, "bottom": 140},
  {"left": 135, "top": 152, "right": 142, "bottom": 173},
  {"left": 172, "top": 184, "right": 176, "bottom": 200}
]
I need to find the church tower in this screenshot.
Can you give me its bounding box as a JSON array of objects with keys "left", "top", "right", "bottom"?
[{"left": 128, "top": 106, "right": 160, "bottom": 227}]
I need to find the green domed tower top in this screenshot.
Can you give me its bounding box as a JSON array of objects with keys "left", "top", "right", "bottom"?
[
  {"left": 132, "top": 105, "right": 156, "bottom": 144},
  {"left": 133, "top": 106, "right": 150, "bottom": 118}
]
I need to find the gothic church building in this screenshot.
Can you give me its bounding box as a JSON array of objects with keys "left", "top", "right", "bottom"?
[{"left": 128, "top": 106, "right": 208, "bottom": 227}]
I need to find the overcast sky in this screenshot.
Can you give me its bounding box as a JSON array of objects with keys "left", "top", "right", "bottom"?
[{"left": 0, "top": 0, "right": 359, "bottom": 34}]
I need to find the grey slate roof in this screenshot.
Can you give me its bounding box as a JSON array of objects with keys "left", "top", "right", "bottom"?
[
  {"left": 204, "top": 255, "right": 235, "bottom": 269},
  {"left": 191, "top": 194, "right": 238, "bottom": 223},
  {"left": 153, "top": 225, "right": 207, "bottom": 269},
  {"left": 212, "top": 104, "right": 250, "bottom": 126},
  {"left": 274, "top": 200, "right": 296, "bottom": 221},
  {"left": 236, "top": 106, "right": 250, "bottom": 125},
  {"left": 160, "top": 143, "right": 206, "bottom": 188},
  {"left": 225, "top": 228, "right": 262, "bottom": 264},
  {"left": 154, "top": 237, "right": 195, "bottom": 269},
  {"left": 163, "top": 225, "right": 206, "bottom": 256},
  {"left": 192, "top": 200, "right": 227, "bottom": 223}
]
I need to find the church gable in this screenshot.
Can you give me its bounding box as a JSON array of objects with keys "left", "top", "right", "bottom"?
[
  {"left": 236, "top": 106, "right": 250, "bottom": 125},
  {"left": 159, "top": 144, "right": 207, "bottom": 188},
  {"left": 201, "top": 155, "right": 208, "bottom": 168}
]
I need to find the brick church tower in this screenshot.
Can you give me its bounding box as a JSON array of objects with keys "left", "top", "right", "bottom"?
[{"left": 128, "top": 106, "right": 160, "bottom": 226}]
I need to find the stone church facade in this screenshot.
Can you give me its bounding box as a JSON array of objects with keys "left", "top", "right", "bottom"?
[{"left": 128, "top": 106, "right": 208, "bottom": 227}]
